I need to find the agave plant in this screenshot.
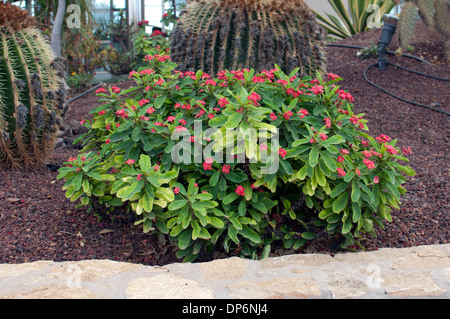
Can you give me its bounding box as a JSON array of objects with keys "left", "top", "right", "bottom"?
[
  {"left": 313, "top": 0, "right": 396, "bottom": 39},
  {"left": 0, "top": 1, "right": 66, "bottom": 169},
  {"left": 170, "top": 0, "right": 327, "bottom": 77}
]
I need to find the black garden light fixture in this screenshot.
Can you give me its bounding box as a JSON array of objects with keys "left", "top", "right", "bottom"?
[{"left": 377, "top": 14, "right": 399, "bottom": 70}]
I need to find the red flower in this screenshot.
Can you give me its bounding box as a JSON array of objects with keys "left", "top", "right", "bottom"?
[
  {"left": 385, "top": 144, "right": 398, "bottom": 155},
  {"left": 222, "top": 165, "right": 230, "bottom": 174},
  {"left": 218, "top": 97, "right": 230, "bottom": 107},
  {"left": 111, "top": 86, "right": 121, "bottom": 94},
  {"left": 235, "top": 185, "right": 245, "bottom": 196},
  {"left": 327, "top": 73, "right": 340, "bottom": 81},
  {"left": 247, "top": 92, "right": 261, "bottom": 105},
  {"left": 373, "top": 176, "right": 379, "bottom": 184},
  {"left": 298, "top": 109, "right": 309, "bottom": 119},
  {"left": 363, "top": 158, "right": 376, "bottom": 169},
  {"left": 126, "top": 159, "right": 135, "bottom": 165},
  {"left": 337, "top": 167, "right": 346, "bottom": 177},
  {"left": 174, "top": 187, "right": 180, "bottom": 194},
  {"left": 96, "top": 88, "right": 107, "bottom": 94},
  {"left": 139, "top": 99, "right": 149, "bottom": 106},
  {"left": 269, "top": 113, "right": 277, "bottom": 121},
  {"left": 375, "top": 134, "right": 391, "bottom": 144},
  {"left": 311, "top": 85, "right": 324, "bottom": 95},
  {"left": 319, "top": 133, "right": 328, "bottom": 141},
  {"left": 283, "top": 111, "right": 293, "bottom": 120},
  {"left": 279, "top": 148, "right": 287, "bottom": 158},
  {"left": 337, "top": 156, "right": 344, "bottom": 163},
  {"left": 402, "top": 146, "right": 412, "bottom": 155}
]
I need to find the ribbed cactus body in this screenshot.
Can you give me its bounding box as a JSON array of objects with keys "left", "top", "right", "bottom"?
[
  {"left": 395, "top": 0, "right": 450, "bottom": 61},
  {"left": 0, "top": 2, "right": 65, "bottom": 169},
  {"left": 397, "top": 2, "right": 420, "bottom": 49},
  {"left": 170, "top": 0, "right": 326, "bottom": 77}
]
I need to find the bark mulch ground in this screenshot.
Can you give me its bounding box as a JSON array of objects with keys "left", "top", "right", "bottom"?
[{"left": 1, "top": 22, "right": 448, "bottom": 266}]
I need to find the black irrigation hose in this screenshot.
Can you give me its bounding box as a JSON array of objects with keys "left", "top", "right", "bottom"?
[
  {"left": 67, "top": 82, "right": 104, "bottom": 104},
  {"left": 327, "top": 43, "right": 431, "bottom": 65},
  {"left": 363, "top": 62, "right": 450, "bottom": 116},
  {"left": 327, "top": 44, "right": 450, "bottom": 116},
  {"left": 389, "top": 62, "right": 450, "bottom": 82}
]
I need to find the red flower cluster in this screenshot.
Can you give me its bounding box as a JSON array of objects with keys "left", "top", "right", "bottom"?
[
  {"left": 137, "top": 20, "right": 149, "bottom": 27},
  {"left": 235, "top": 185, "right": 245, "bottom": 196}
]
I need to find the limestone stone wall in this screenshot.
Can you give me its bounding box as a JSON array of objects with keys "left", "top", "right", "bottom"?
[{"left": 0, "top": 244, "right": 448, "bottom": 299}]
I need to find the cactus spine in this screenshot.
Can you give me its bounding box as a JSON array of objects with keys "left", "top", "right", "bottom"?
[
  {"left": 395, "top": 0, "right": 450, "bottom": 61},
  {"left": 170, "top": 0, "right": 327, "bottom": 77},
  {"left": 0, "top": 2, "right": 66, "bottom": 169}
]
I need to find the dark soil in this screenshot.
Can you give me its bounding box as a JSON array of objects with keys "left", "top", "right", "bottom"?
[{"left": 1, "top": 22, "right": 448, "bottom": 266}]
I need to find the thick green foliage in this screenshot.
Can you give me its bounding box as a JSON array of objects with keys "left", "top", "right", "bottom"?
[{"left": 58, "top": 55, "right": 415, "bottom": 262}]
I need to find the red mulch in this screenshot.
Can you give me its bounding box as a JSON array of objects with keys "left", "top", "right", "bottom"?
[{"left": 0, "top": 22, "right": 448, "bottom": 266}]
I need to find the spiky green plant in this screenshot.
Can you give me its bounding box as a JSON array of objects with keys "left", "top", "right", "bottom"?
[
  {"left": 170, "top": 0, "right": 327, "bottom": 77},
  {"left": 313, "top": 0, "right": 396, "bottom": 39},
  {"left": 0, "top": 1, "right": 66, "bottom": 169},
  {"left": 394, "top": 0, "right": 450, "bottom": 61}
]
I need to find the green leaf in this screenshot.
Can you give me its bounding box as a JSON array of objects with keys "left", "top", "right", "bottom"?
[
  {"left": 309, "top": 147, "right": 319, "bottom": 167},
  {"left": 230, "top": 217, "right": 243, "bottom": 230},
  {"left": 72, "top": 174, "right": 83, "bottom": 192},
  {"left": 121, "top": 180, "right": 144, "bottom": 201},
  {"left": 154, "top": 94, "right": 167, "bottom": 108},
  {"left": 330, "top": 183, "right": 348, "bottom": 198},
  {"left": 315, "top": 166, "right": 326, "bottom": 187},
  {"left": 191, "top": 220, "right": 201, "bottom": 240},
  {"left": 250, "top": 201, "right": 267, "bottom": 214},
  {"left": 225, "top": 112, "right": 243, "bottom": 129},
  {"left": 342, "top": 218, "right": 352, "bottom": 234},
  {"left": 138, "top": 154, "right": 152, "bottom": 171},
  {"left": 168, "top": 199, "right": 188, "bottom": 211},
  {"left": 155, "top": 220, "right": 169, "bottom": 234},
  {"left": 301, "top": 232, "right": 316, "bottom": 240},
  {"left": 352, "top": 201, "right": 361, "bottom": 223},
  {"left": 320, "top": 152, "right": 337, "bottom": 172},
  {"left": 209, "top": 217, "right": 225, "bottom": 229},
  {"left": 178, "top": 229, "right": 192, "bottom": 250},
  {"left": 198, "top": 228, "right": 211, "bottom": 240},
  {"left": 332, "top": 191, "right": 349, "bottom": 214},
  {"left": 351, "top": 180, "right": 361, "bottom": 202},
  {"left": 324, "top": 135, "right": 343, "bottom": 145},
  {"left": 223, "top": 193, "right": 239, "bottom": 205},
  {"left": 209, "top": 171, "right": 220, "bottom": 187},
  {"left": 209, "top": 115, "right": 228, "bottom": 127},
  {"left": 319, "top": 208, "right": 334, "bottom": 219},
  {"left": 155, "top": 187, "right": 175, "bottom": 202},
  {"left": 261, "top": 244, "right": 271, "bottom": 259},
  {"left": 239, "top": 225, "right": 262, "bottom": 244}
]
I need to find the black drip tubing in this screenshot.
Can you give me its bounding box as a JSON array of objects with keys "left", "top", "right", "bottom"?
[
  {"left": 67, "top": 82, "right": 104, "bottom": 104},
  {"left": 327, "top": 44, "right": 450, "bottom": 117}
]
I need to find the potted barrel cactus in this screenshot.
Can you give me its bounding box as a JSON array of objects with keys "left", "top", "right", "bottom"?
[
  {"left": 0, "top": 1, "right": 66, "bottom": 169},
  {"left": 170, "top": 0, "right": 327, "bottom": 76}
]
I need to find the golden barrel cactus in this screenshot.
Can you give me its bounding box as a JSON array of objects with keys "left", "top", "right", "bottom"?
[
  {"left": 0, "top": 1, "right": 66, "bottom": 169},
  {"left": 170, "top": 0, "right": 327, "bottom": 76}
]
